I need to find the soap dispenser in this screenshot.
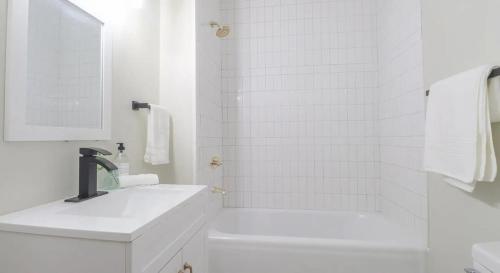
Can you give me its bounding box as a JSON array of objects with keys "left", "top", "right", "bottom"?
[{"left": 115, "top": 143, "right": 130, "bottom": 176}]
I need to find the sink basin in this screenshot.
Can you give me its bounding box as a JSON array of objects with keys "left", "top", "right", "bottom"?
[
  {"left": 59, "top": 186, "right": 187, "bottom": 218},
  {"left": 0, "top": 184, "right": 207, "bottom": 242}
]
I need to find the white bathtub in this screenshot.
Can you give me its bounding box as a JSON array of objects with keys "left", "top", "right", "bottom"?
[{"left": 208, "top": 209, "right": 426, "bottom": 273}]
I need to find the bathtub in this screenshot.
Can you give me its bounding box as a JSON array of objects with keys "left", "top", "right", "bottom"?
[{"left": 208, "top": 209, "right": 426, "bottom": 273}]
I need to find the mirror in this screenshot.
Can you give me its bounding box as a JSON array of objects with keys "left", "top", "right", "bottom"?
[{"left": 4, "top": 0, "right": 112, "bottom": 141}]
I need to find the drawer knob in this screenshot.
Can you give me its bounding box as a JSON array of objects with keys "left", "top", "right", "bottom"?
[{"left": 184, "top": 263, "right": 193, "bottom": 273}]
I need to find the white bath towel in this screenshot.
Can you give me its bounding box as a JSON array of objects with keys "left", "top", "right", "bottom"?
[
  {"left": 119, "top": 174, "right": 160, "bottom": 188},
  {"left": 144, "top": 104, "right": 170, "bottom": 165},
  {"left": 423, "top": 65, "right": 498, "bottom": 192}
]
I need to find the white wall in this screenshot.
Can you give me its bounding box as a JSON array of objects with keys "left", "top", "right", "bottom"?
[
  {"left": 377, "top": 0, "right": 427, "bottom": 238},
  {"left": 159, "top": 0, "right": 224, "bottom": 216},
  {"left": 159, "top": 0, "right": 197, "bottom": 184},
  {"left": 422, "top": 0, "right": 500, "bottom": 272},
  {"left": 220, "top": 0, "right": 380, "bottom": 210},
  {"left": 159, "top": 0, "right": 224, "bottom": 205},
  {"left": 0, "top": 0, "right": 167, "bottom": 215},
  {"left": 196, "top": 0, "right": 224, "bottom": 216}
]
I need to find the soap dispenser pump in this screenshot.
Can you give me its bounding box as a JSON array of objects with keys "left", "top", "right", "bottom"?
[{"left": 115, "top": 143, "right": 130, "bottom": 176}]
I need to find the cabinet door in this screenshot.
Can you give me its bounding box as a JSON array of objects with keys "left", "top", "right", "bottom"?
[
  {"left": 182, "top": 228, "right": 207, "bottom": 273},
  {"left": 159, "top": 252, "right": 182, "bottom": 273}
]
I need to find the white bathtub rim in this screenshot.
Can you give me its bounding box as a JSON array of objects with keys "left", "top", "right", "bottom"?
[
  {"left": 208, "top": 229, "right": 427, "bottom": 253},
  {"left": 209, "top": 208, "right": 427, "bottom": 252},
  {"left": 212, "top": 208, "right": 422, "bottom": 231},
  {"left": 215, "top": 207, "right": 391, "bottom": 218}
]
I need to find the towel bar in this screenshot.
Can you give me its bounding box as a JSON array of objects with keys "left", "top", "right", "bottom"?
[
  {"left": 132, "top": 101, "right": 150, "bottom": 110},
  {"left": 425, "top": 67, "right": 500, "bottom": 96}
]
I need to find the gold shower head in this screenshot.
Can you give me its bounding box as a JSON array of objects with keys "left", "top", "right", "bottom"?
[{"left": 210, "top": 21, "right": 230, "bottom": 38}]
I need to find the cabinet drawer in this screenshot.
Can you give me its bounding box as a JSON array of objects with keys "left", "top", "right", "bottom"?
[
  {"left": 128, "top": 192, "right": 207, "bottom": 273},
  {"left": 159, "top": 251, "right": 182, "bottom": 273},
  {"left": 182, "top": 227, "right": 207, "bottom": 273}
]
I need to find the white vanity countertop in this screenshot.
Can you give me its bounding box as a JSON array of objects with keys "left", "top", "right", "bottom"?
[{"left": 0, "top": 184, "right": 207, "bottom": 242}]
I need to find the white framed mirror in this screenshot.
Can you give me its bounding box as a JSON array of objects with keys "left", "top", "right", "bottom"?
[{"left": 4, "top": 0, "right": 112, "bottom": 141}]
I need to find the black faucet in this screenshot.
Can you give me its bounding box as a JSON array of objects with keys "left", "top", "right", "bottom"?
[{"left": 65, "top": 148, "right": 118, "bottom": 203}]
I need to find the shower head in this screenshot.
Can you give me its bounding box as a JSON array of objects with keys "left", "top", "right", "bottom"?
[{"left": 210, "top": 21, "right": 230, "bottom": 38}]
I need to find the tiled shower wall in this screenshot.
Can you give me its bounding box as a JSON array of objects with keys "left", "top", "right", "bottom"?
[
  {"left": 221, "top": 0, "right": 380, "bottom": 210},
  {"left": 196, "top": 0, "right": 224, "bottom": 216},
  {"left": 377, "top": 0, "right": 427, "bottom": 235}
]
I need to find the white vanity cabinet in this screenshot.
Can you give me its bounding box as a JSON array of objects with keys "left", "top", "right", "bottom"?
[
  {"left": 0, "top": 185, "right": 208, "bottom": 273},
  {"left": 160, "top": 252, "right": 184, "bottom": 273},
  {"left": 160, "top": 228, "right": 207, "bottom": 273}
]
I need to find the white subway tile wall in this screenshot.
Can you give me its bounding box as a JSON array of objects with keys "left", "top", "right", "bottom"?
[
  {"left": 197, "top": 0, "right": 224, "bottom": 216},
  {"left": 221, "top": 0, "right": 381, "bottom": 211},
  {"left": 377, "top": 0, "right": 427, "bottom": 237},
  {"left": 219, "top": 0, "right": 427, "bottom": 238}
]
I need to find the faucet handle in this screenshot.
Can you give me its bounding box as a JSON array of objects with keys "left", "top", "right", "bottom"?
[{"left": 80, "top": 147, "right": 112, "bottom": 157}]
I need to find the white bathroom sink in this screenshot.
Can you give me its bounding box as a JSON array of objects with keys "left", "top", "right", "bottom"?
[
  {"left": 0, "top": 184, "right": 207, "bottom": 242},
  {"left": 59, "top": 187, "right": 189, "bottom": 218}
]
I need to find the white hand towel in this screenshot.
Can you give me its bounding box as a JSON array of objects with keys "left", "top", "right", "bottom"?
[
  {"left": 119, "top": 174, "right": 160, "bottom": 188},
  {"left": 144, "top": 104, "right": 170, "bottom": 165},
  {"left": 423, "top": 65, "right": 498, "bottom": 192}
]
